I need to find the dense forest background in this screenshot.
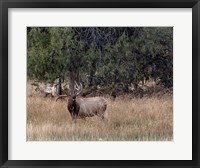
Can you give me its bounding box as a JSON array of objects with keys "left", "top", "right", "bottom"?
[{"left": 27, "top": 27, "right": 173, "bottom": 95}]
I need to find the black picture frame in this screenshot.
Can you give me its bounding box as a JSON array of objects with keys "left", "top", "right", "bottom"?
[{"left": 0, "top": 0, "right": 199, "bottom": 167}]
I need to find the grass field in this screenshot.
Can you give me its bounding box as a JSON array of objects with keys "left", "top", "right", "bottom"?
[{"left": 27, "top": 84, "right": 173, "bottom": 141}]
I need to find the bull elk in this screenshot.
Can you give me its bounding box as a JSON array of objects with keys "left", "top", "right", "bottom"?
[{"left": 56, "top": 82, "right": 107, "bottom": 120}]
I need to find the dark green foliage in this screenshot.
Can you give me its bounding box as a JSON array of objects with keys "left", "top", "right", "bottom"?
[{"left": 27, "top": 27, "right": 173, "bottom": 90}]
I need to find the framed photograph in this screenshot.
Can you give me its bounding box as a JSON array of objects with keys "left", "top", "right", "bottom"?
[{"left": 0, "top": 0, "right": 199, "bottom": 167}]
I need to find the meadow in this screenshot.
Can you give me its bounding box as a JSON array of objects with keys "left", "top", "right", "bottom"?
[{"left": 27, "top": 84, "right": 173, "bottom": 141}]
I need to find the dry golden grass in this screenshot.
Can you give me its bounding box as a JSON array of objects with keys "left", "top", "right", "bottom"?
[{"left": 27, "top": 83, "right": 173, "bottom": 141}]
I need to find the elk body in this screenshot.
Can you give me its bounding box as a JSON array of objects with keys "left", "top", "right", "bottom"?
[
  {"left": 44, "top": 84, "right": 58, "bottom": 97},
  {"left": 43, "top": 77, "right": 69, "bottom": 97},
  {"left": 57, "top": 82, "right": 107, "bottom": 120}
]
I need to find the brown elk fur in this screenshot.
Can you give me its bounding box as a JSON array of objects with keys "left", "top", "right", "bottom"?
[{"left": 67, "top": 96, "right": 80, "bottom": 118}]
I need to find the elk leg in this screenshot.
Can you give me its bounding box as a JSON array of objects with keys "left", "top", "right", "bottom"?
[
  {"left": 82, "top": 117, "right": 87, "bottom": 123},
  {"left": 73, "top": 119, "right": 77, "bottom": 124},
  {"left": 71, "top": 115, "right": 77, "bottom": 123},
  {"left": 97, "top": 113, "right": 105, "bottom": 121},
  {"left": 71, "top": 117, "right": 76, "bottom": 123}
]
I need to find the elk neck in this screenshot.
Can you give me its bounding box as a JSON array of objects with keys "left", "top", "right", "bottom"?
[{"left": 67, "top": 96, "right": 80, "bottom": 117}]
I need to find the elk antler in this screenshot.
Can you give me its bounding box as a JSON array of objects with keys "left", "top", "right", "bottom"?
[{"left": 74, "top": 81, "right": 82, "bottom": 97}]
